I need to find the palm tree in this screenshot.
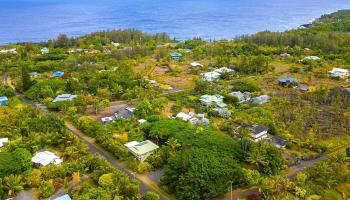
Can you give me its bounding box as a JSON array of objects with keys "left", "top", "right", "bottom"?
[{"left": 3, "top": 174, "right": 25, "bottom": 197}]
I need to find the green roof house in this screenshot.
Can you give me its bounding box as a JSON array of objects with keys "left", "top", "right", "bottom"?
[
  {"left": 170, "top": 52, "right": 182, "bottom": 59},
  {"left": 200, "top": 94, "right": 227, "bottom": 108},
  {"left": 124, "top": 140, "right": 159, "bottom": 162}
]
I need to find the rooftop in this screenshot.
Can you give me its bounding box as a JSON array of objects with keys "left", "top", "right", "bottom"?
[
  {"left": 32, "top": 151, "right": 62, "bottom": 166},
  {"left": 52, "top": 94, "right": 77, "bottom": 103},
  {"left": 127, "top": 140, "right": 159, "bottom": 156},
  {"left": 277, "top": 77, "right": 298, "bottom": 83}
]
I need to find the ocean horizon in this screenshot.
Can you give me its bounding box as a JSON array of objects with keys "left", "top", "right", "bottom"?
[{"left": 1, "top": 0, "right": 350, "bottom": 44}]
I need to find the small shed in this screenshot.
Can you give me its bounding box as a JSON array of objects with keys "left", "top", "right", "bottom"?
[
  {"left": 277, "top": 77, "right": 298, "bottom": 87},
  {"left": 271, "top": 136, "right": 288, "bottom": 148}
]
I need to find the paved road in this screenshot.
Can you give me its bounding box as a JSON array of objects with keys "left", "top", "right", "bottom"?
[{"left": 1, "top": 72, "right": 171, "bottom": 200}]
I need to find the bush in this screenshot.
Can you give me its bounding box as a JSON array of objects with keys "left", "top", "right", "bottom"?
[
  {"left": 38, "top": 180, "right": 55, "bottom": 198},
  {"left": 137, "top": 162, "right": 152, "bottom": 174},
  {"left": 141, "top": 192, "right": 160, "bottom": 200}
]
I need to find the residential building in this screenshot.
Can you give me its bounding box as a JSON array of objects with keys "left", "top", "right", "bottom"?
[
  {"left": 115, "top": 107, "right": 135, "bottom": 120},
  {"left": 201, "top": 71, "right": 221, "bottom": 82},
  {"left": 0, "top": 96, "right": 8, "bottom": 106},
  {"left": 189, "top": 62, "right": 203, "bottom": 70},
  {"left": 170, "top": 52, "right": 182, "bottom": 59},
  {"left": 213, "top": 107, "right": 231, "bottom": 118},
  {"left": 277, "top": 77, "right": 298, "bottom": 87},
  {"left": 125, "top": 140, "right": 159, "bottom": 162},
  {"left": 246, "top": 125, "right": 269, "bottom": 142},
  {"left": 0, "top": 138, "right": 9, "bottom": 147},
  {"left": 214, "top": 67, "right": 233, "bottom": 74},
  {"left": 52, "top": 94, "right": 77, "bottom": 103},
  {"left": 0, "top": 48, "right": 17, "bottom": 54},
  {"left": 200, "top": 94, "right": 226, "bottom": 108},
  {"left": 328, "top": 68, "right": 349, "bottom": 79},
  {"left": 229, "top": 91, "right": 251, "bottom": 103},
  {"left": 271, "top": 136, "right": 288, "bottom": 148},
  {"left": 32, "top": 151, "right": 63, "bottom": 166},
  {"left": 41, "top": 47, "right": 49, "bottom": 54},
  {"left": 251, "top": 95, "right": 270, "bottom": 105},
  {"left": 52, "top": 71, "right": 65, "bottom": 77}
]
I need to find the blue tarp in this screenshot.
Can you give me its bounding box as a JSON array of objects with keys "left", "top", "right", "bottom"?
[{"left": 52, "top": 71, "right": 64, "bottom": 77}]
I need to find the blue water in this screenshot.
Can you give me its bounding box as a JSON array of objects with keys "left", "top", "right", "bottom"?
[{"left": 0, "top": 0, "right": 350, "bottom": 44}]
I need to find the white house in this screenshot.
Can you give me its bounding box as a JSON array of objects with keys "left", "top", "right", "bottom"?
[
  {"left": 0, "top": 138, "right": 9, "bottom": 147},
  {"left": 200, "top": 94, "right": 227, "bottom": 108},
  {"left": 229, "top": 91, "right": 251, "bottom": 103},
  {"left": 52, "top": 94, "right": 77, "bottom": 103},
  {"left": 328, "top": 68, "right": 349, "bottom": 79},
  {"left": 32, "top": 151, "right": 63, "bottom": 166},
  {"left": 189, "top": 62, "right": 203, "bottom": 70},
  {"left": 201, "top": 71, "right": 221, "bottom": 82},
  {"left": 125, "top": 140, "right": 159, "bottom": 162},
  {"left": 244, "top": 125, "right": 269, "bottom": 142}
]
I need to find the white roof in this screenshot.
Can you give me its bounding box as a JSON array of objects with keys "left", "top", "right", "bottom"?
[
  {"left": 190, "top": 62, "right": 203, "bottom": 67},
  {"left": 329, "top": 68, "right": 349, "bottom": 73},
  {"left": 126, "top": 107, "right": 136, "bottom": 113},
  {"left": 214, "top": 67, "right": 233, "bottom": 74},
  {"left": 201, "top": 71, "right": 221, "bottom": 81},
  {"left": 0, "top": 138, "right": 9, "bottom": 147},
  {"left": 138, "top": 119, "right": 147, "bottom": 124},
  {"left": 32, "top": 151, "right": 62, "bottom": 166},
  {"left": 52, "top": 94, "right": 77, "bottom": 103},
  {"left": 124, "top": 141, "right": 140, "bottom": 148},
  {"left": 101, "top": 117, "right": 114, "bottom": 123},
  {"left": 176, "top": 112, "right": 192, "bottom": 121},
  {"left": 304, "top": 56, "right": 320, "bottom": 60}
]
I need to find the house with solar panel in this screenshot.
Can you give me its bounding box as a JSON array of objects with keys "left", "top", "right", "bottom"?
[{"left": 124, "top": 140, "right": 159, "bottom": 162}]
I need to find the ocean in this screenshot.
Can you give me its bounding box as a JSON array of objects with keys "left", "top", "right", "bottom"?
[{"left": 0, "top": 0, "right": 350, "bottom": 44}]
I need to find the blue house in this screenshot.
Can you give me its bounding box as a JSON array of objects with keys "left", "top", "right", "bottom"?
[
  {"left": 0, "top": 96, "right": 8, "bottom": 106},
  {"left": 170, "top": 52, "right": 182, "bottom": 59},
  {"left": 277, "top": 77, "right": 298, "bottom": 87},
  {"left": 52, "top": 71, "right": 64, "bottom": 77}
]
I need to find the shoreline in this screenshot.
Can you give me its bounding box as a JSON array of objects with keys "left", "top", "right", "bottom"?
[{"left": 0, "top": 9, "right": 348, "bottom": 46}]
